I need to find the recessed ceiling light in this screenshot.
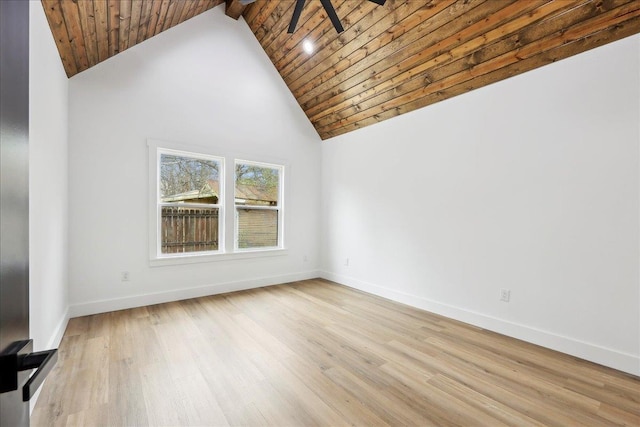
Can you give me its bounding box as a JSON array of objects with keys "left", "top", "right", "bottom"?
[{"left": 302, "top": 39, "right": 314, "bottom": 55}]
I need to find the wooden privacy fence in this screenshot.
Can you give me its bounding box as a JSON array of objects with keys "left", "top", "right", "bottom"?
[{"left": 161, "top": 206, "right": 218, "bottom": 253}]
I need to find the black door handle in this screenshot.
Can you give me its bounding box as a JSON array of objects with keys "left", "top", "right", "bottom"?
[
  {"left": 0, "top": 339, "right": 58, "bottom": 401},
  {"left": 18, "top": 347, "right": 57, "bottom": 401}
]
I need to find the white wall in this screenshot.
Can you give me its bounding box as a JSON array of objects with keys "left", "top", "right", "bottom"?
[
  {"left": 321, "top": 35, "right": 640, "bottom": 375},
  {"left": 29, "top": 1, "right": 69, "bottom": 353},
  {"left": 67, "top": 6, "right": 321, "bottom": 315}
]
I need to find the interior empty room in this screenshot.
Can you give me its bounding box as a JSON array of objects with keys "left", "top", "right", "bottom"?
[{"left": 1, "top": 0, "right": 639, "bottom": 426}]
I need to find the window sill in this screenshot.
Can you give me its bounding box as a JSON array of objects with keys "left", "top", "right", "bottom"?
[{"left": 149, "top": 248, "right": 288, "bottom": 267}]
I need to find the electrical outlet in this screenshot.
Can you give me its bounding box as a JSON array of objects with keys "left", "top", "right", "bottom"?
[
  {"left": 121, "top": 271, "right": 130, "bottom": 282},
  {"left": 303, "top": 255, "right": 308, "bottom": 263},
  {"left": 344, "top": 258, "right": 350, "bottom": 267},
  {"left": 500, "top": 289, "right": 510, "bottom": 302}
]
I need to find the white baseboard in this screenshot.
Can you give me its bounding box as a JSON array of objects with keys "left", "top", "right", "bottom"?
[
  {"left": 69, "top": 270, "right": 321, "bottom": 318},
  {"left": 30, "top": 307, "right": 70, "bottom": 414},
  {"left": 321, "top": 270, "right": 640, "bottom": 377},
  {"left": 47, "top": 307, "right": 70, "bottom": 349}
]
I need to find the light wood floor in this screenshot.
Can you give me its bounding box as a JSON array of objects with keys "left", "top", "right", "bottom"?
[{"left": 32, "top": 279, "right": 639, "bottom": 426}]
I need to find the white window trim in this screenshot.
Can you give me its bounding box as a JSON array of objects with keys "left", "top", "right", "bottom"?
[
  {"left": 152, "top": 146, "right": 225, "bottom": 260},
  {"left": 234, "top": 159, "right": 285, "bottom": 252},
  {"left": 148, "top": 139, "right": 289, "bottom": 267},
  {"left": 149, "top": 247, "right": 289, "bottom": 267}
]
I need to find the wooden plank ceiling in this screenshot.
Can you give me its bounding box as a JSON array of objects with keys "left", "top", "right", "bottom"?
[
  {"left": 43, "top": 1, "right": 640, "bottom": 140},
  {"left": 41, "top": 0, "right": 226, "bottom": 77}
]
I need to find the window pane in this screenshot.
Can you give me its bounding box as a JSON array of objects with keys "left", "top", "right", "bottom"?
[
  {"left": 237, "top": 208, "right": 278, "bottom": 249},
  {"left": 235, "top": 164, "right": 279, "bottom": 207},
  {"left": 160, "top": 154, "right": 220, "bottom": 205},
  {"left": 161, "top": 206, "right": 219, "bottom": 253}
]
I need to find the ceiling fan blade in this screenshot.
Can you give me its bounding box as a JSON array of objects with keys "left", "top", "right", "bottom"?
[
  {"left": 287, "top": 0, "right": 383, "bottom": 34},
  {"left": 288, "top": 0, "right": 307, "bottom": 33},
  {"left": 320, "top": 0, "right": 344, "bottom": 33}
]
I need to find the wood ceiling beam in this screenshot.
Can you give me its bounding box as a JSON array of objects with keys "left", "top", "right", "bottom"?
[{"left": 225, "top": 0, "right": 246, "bottom": 20}]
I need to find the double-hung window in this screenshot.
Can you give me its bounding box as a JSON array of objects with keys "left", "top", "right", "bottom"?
[
  {"left": 235, "top": 160, "right": 284, "bottom": 250},
  {"left": 157, "top": 149, "right": 223, "bottom": 256},
  {"left": 150, "top": 140, "right": 286, "bottom": 263}
]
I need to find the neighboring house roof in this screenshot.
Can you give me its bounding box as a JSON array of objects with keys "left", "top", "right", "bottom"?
[
  {"left": 235, "top": 182, "right": 277, "bottom": 205},
  {"left": 161, "top": 181, "right": 220, "bottom": 203},
  {"left": 161, "top": 180, "right": 276, "bottom": 204}
]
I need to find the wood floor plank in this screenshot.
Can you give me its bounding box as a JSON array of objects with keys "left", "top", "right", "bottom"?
[
  {"left": 32, "top": 279, "right": 640, "bottom": 426},
  {"left": 282, "top": 355, "right": 393, "bottom": 426},
  {"left": 323, "top": 365, "right": 441, "bottom": 426},
  {"left": 433, "top": 373, "right": 541, "bottom": 426},
  {"left": 108, "top": 358, "right": 148, "bottom": 426}
]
